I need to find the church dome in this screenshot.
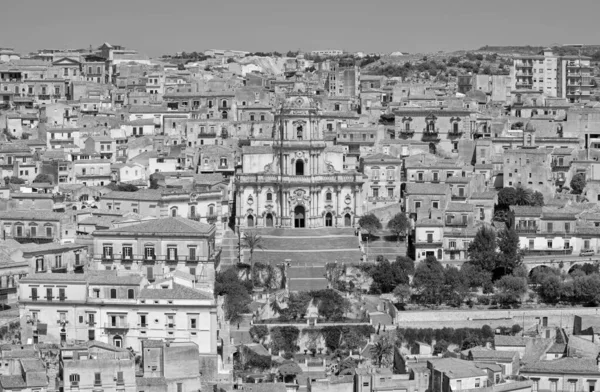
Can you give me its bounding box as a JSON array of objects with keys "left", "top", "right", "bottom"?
[{"left": 525, "top": 121, "right": 536, "bottom": 132}]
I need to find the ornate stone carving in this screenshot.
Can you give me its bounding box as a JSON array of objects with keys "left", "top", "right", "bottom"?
[
  {"left": 325, "top": 161, "right": 336, "bottom": 173},
  {"left": 344, "top": 194, "right": 352, "bottom": 205},
  {"left": 264, "top": 163, "right": 273, "bottom": 173},
  {"left": 247, "top": 195, "right": 254, "bottom": 205},
  {"left": 289, "top": 189, "right": 310, "bottom": 206}
]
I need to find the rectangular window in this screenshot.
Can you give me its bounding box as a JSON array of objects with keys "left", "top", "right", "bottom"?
[
  {"left": 116, "top": 371, "right": 124, "bottom": 385},
  {"left": 547, "top": 222, "right": 553, "bottom": 233},
  {"left": 177, "top": 383, "right": 183, "bottom": 392},
  {"left": 188, "top": 246, "right": 197, "bottom": 261},
  {"left": 167, "top": 246, "right": 178, "bottom": 261},
  {"left": 59, "top": 288, "right": 66, "bottom": 301},
  {"left": 31, "top": 287, "right": 38, "bottom": 301},
  {"left": 565, "top": 222, "right": 570, "bottom": 233},
  {"left": 122, "top": 246, "right": 132, "bottom": 260},
  {"left": 46, "top": 226, "right": 52, "bottom": 237},
  {"left": 547, "top": 239, "right": 553, "bottom": 249},
  {"left": 94, "top": 373, "right": 101, "bottom": 386},
  {"left": 46, "top": 288, "right": 53, "bottom": 301},
  {"left": 139, "top": 314, "right": 147, "bottom": 328}
]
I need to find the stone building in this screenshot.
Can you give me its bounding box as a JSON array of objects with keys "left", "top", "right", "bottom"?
[{"left": 235, "top": 93, "right": 365, "bottom": 229}]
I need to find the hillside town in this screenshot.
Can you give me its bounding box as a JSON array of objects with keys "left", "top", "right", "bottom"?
[{"left": 1, "top": 40, "right": 600, "bottom": 392}]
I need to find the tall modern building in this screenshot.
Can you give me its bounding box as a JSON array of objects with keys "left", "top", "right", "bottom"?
[{"left": 511, "top": 48, "right": 592, "bottom": 102}]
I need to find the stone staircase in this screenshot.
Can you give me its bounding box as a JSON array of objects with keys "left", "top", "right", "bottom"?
[
  {"left": 365, "top": 232, "right": 407, "bottom": 262},
  {"left": 219, "top": 229, "right": 240, "bottom": 267}
]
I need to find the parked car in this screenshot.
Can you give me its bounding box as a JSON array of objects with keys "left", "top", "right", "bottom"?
[{"left": 580, "top": 249, "right": 595, "bottom": 257}]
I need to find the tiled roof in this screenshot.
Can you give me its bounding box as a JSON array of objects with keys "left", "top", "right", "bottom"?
[
  {"left": 471, "top": 191, "right": 496, "bottom": 200},
  {"left": 509, "top": 206, "right": 543, "bottom": 217},
  {"left": 445, "top": 177, "right": 471, "bottom": 184},
  {"left": 0, "top": 375, "right": 26, "bottom": 389},
  {"left": 102, "top": 189, "right": 163, "bottom": 201},
  {"left": 494, "top": 335, "right": 528, "bottom": 347},
  {"left": 139, "top": 283, "right": 212, "bottom": 300},
  {"left": 95, "top": 217, "right": 214, "bottom": 236},
  {"left": 405, "top": 183, "right": 448, "bottom": 195},
  {"left": 446, "top": 202, "right": 474, "bottom": 212},
  {"left": 0, "top": 211, "right": 63, "bottom": 221},
  {"left": 19, "top": 274, "right": 87, "bottom": 283},
  {"left": 242, "top": 146, "right": 273, "bottom": 154},
  {"left": 522, "top": 358, "right": 600, "bottom": 374},
  {"left": 416, "top": 218, "right": 444, "bottom": 227},
  {"left": 363, "top": 153, "right": 402, "bottom": 163}
]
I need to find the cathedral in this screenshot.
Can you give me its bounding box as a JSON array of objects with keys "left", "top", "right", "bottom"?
[{"left": 235, "top": 92, "right": 366, "bottom": 229}]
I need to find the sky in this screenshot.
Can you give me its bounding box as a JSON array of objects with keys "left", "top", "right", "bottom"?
[{"left": 2, "top": 0, "right": 600, "bottom": 57}]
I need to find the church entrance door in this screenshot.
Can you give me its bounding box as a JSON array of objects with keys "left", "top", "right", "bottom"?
[
  {"left": 247, "top": 215, "right": 255, "bottom": 227},
  {"left": 344, "top": 213, "right": 352, "bottom": 227},
  {"left": 325, "top": 213, "right": 333, "bottom": 227},
  {"left": 294, "top": 206, "right": 305, "bottom": 228},
  {"left": 265, "top": 214, "right": 274, "bottom": 227}
]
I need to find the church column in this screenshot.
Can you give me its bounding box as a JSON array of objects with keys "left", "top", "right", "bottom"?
[
  {"left": 336, "top": 186, "right": 342, "bottom": 227},
  {"left": 316, "top": 187, "right": 321, "bottom": 226},
  {"left": 256, "top": 186, "right": 261, "bottom": 226},
  {"left": 353, "top": 185, "right": 360, "bottom": 226}
]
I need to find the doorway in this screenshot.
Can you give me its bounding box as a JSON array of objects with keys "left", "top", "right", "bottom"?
[
  {"left": 344, "top": 213, "right": 351, "bottom": 227},
  {"left": 265, "top": 214, "right": 274, "bottom": 227},
  {"left": 296, "top": 160, "right": 305, "bottom": 176},
  {"left": 325, "top": 213, "right": 333, "bottom": 227},
  {"left": 247, "top": 215, "right": 255, "bottom": 227},
  {"left": 294, "top": 206, "right": 305, "bottom": 228},
  {"left": 429, "top": 143, "right": 437, "bottom": 154}
]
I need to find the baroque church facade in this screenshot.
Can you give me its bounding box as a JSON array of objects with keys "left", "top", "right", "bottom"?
[{"left": 235, "top": 93, "right": 366, "bottom": 229}]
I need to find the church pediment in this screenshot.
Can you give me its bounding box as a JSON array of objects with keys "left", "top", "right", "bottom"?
[{"left": 53, "top": 57, "right": 81, "bottom": 66}]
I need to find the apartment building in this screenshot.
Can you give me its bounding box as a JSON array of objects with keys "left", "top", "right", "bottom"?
[
  {"left": 18, "top": 271, "right": 217, "bottom": 355},
  {"left": 91, "top": 217, "right": 216, "bottom": 289}
]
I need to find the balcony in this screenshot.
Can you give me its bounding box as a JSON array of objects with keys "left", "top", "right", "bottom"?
[
  {"left": 448, "top": 129, "right": 463, "bottom": 137},
  {"left": 516, "top": 227, "right": 539, "bottom": 234},
  {"left": 422, "top": 132, "right": 440, "bottom": 142},
  {"left": 415, "top": 240, "right": 443, "bottom": 248},
  {"left": 98, "top": 253, "right": 213, "bottom": 263},
  {"left": 551, "top": 161, "right": 570, "bottom": 171},
  {"left": 445, "top": 221, "right": 468, "bottom": 227},
  {"left": 516, "top": 82, "right": 533, "bottom": 88},
  {"left": 522, "top": 247, "right": 573, "bottom": 256},
  {"left": 399, "top": 128, "right": 415, "bottom": 136},
  {"left": 451, "top": 195, "right": 467, "bottom": 201},
  {"left": 104, "top": 323, "right": 130, "bottom": 330},
  {"left": 367, "top": 196, "right": 397, "bottom": 203},
  {"left": 38, "top": 94, "right": 50, "bottom": 100},
  {"left": 515, "top": 62, "right": 533, "bottom": 68}
]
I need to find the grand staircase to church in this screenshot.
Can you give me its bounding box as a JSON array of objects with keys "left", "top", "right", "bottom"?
[
  {"left": 364, "top": 230, "right": 408, "bottom": 262},
  {"left": 243, "top": 227, "right": 363, "bottom": 265},
  {"left": 219, "top": 229, "right": 240, "bottom": 267}
]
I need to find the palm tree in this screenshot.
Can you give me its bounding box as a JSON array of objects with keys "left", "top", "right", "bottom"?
[
  {"left": 241, "top": 231, "right": 266, "bottom": 285},
  {"left": 370, "top": 337, "right": 393, "bottom": 368},
  {"left": 514, "top": 185, "right": 533, "bottom": 206}
]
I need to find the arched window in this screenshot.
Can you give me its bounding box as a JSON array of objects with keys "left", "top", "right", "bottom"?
[
  {"left": 453, "top": 122, "right": 459, "bottom": 132},
  {"left": 110, "top": 288, "right": 117, "bottom": 299},
  {"left": 208, "top": 205, "right": 215, "bottom": 216},
  {"left": 242, "top": 101, "right": 246, "bottom": 106},
  {"left": 221, "top": 100, "right": 227, "bottom": 108},
  {"left": 326, "top": 192, "right": 332, "bottom": 202},
  {"left": 427, "top": 121, "right": 435, "bottom": 131},
  {"left": 221, "top": 111, "right": 228, "bottom": 119},
  {"left": 127, "top": 289, "right": 134, "bottom": 299},
  {"left": 171, "top": 208, "right": 178, "bottom": 217},
  {"left": 190, "top": 205, "right": 196, "bottom": 218},
  {"left": 297, "top": 125, "right": 303, "bottom": 140},
  {"left": 266, "top": 193, "right": 273, "bottom": 202}
]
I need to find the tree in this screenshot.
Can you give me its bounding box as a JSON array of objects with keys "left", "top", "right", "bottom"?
[
  {"left": 511, "top": 324, "right": 523, "bottom": 335},
  {"left": 369, "top": 258, "right": 410, "bottom": 294},
  {"left": 312, "top": 289, "right": 350, "bottom": 321},
  {"left": 571, "top": 173, "right": 586, "bottom": 195},
  {"left": 4, "top": 176, "right": 25, "bottom": 185},
  {"left": 498, "top": 187, "right": 517, "bottom": 206},
  {"left": 393, "top": 284, "right": 411, "bottom": 304},
  {"left": 370, "top": 336, "right": 394, "bottom": 368},
  {"left": 241, "top": 231, "right": 266, "bottom": 284},
  {"left": 514, "top": 185, "right": 533, "bottom": 206},
  {"left": 467, "top": 226, "right": 498, "bottom": 273},
  {"left": 33, "top": 174, "right": 52, "bottom": 183},
  {"left": 395, "top": 256, "right": 415, "bottom": 275},
  {"left": 280, "top": 292, "right": 312, "bottom": 321},
  {"left": 460, "top": 263, "right": 492, "bottom": 289},
  {"left": 215, "top": 268, "right": 252, "bottom": 322},
  {"left": 531, "top": 191, "right": 544, "bottom": 206},
  {"left": 412, "top": 256, "right": 445, "bottom": 305},
  {"left": 494, "top": 275, "right": 527, "bottom": 308},
  {"left": 443, "top": 266, "right": 469, "bottom": 306},
  {"left": 387, "top": 213, "right": 410, "bottom": 243},
  {"left": 433, "top": 339, "right": 449, "bottom": 355},
  {"left": 496, "top": 228, "right": 522, "bottom": 275},
  {"left": 358, "top": 214, "right": 382, "bottom": 239}
]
